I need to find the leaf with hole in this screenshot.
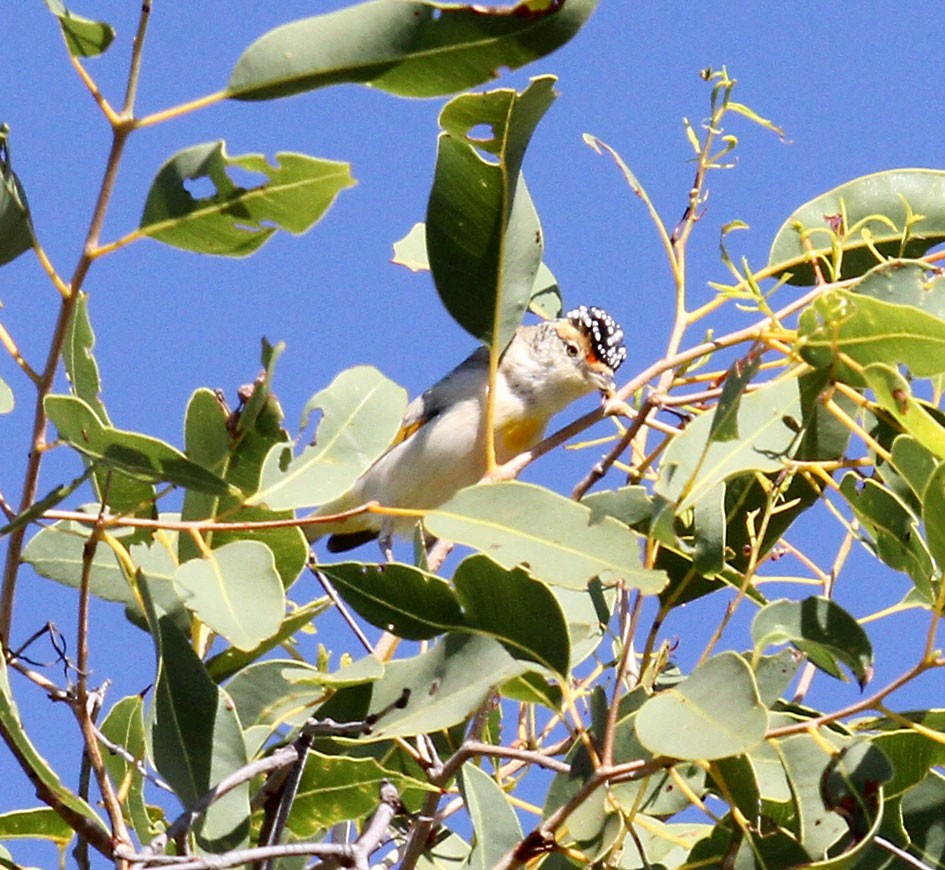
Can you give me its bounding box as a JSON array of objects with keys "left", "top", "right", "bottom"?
[
  {"left": 140, "top": 141, "right": 355, "bottom": 256},
  {"left": 427, "top": 77, "right": 555, "bottom": 348}
]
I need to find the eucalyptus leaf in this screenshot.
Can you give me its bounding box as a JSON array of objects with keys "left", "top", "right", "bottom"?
[
  {"left": 426, "top": 481, "right": 664, "bottom": 592},
  {"left": 45, "top": 394, "right": 235, "bottom": 496},
  {"left": 227, "top": 0, "right": 596, "bottom": 101},
  {"left": 635, "top": 652, "right": 767, "bottom": 760},
  {"left": 799, "top": 288, "right": 945, "bottom": 381},
  {"left": 751, "top": 597, "right": 873, "bottom": 689},
  {"left": 147, "top": 610, "right": 250, "bottom": 850},
  {"left": 140, "top": 141, "right": 354, "bottom": 256},
  {"left": 175, "top": 541, "right": 286, "bottom": 652},
  {"left": 251, "top": 366, "right": 406, "bottom": 510},
  {"left": 427, "top": 77, "right": 555, "bottom": 348},
  {"left": 769, "top": 169, "right": 945, "bottom": 285},
  {"left": 0, "top": 124, "right": 34, "bottom": 267},
  {"left": 460, "top": 762, "right": 523, "bottom": 870},
  {"left": 43, "top": 0, "right": 115, "bottom": 57}
]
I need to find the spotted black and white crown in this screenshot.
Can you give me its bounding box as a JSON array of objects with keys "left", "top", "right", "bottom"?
[{"left": 566, "top": 305, "right": 628, "bottom": 372}]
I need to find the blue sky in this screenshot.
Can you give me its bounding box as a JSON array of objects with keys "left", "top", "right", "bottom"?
[{"left": 3, "top": 2, "right": 945, "bottom": 864}]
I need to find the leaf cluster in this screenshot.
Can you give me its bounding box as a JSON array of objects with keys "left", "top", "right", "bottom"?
[{"left": 2, "top": 4, "right": 945, "bottom": 870}]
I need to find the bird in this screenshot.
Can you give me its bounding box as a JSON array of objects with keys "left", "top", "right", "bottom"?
[{"left": 308, "top": 305, "right": 627, "bottom": 554}]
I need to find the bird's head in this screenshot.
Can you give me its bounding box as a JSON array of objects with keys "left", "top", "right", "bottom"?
[{"left": 550, "top": 305, "right": 627, "bottom": 397}]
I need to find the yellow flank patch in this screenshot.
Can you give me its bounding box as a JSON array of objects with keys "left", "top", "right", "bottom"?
[
  {"left": 498, "top": 416, "right": 545, "bottom": 456},
  {"left": 393, "top": 417, "right": 427, "bottom": 446}
]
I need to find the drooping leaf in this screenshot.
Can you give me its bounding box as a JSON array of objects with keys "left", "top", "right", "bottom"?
[
  {"left": 146, "top": 607, "right": 250, "bottom": 850},
  {"left": 427, "top": 77, "right": 555, "bottom": 348},
  {"left": 425, "top": 481, "right": 664, "bottom": 592},
  {"left": 839, "top": 472, "right": 934, "bottom": 599},
  {"left": 140, "top": 141, "right": 355, "bottom": 256},
  {"left": 0, "top": 124, "right": 34, "bottom": 266},
  {"left": 227, "top": 0, "right": 597, "bottom": 101},
  {"left": 99, "top": 695, "right": 152, "bottom": 841},
  {"left": 45, "top": 394, "right": 235, "bottom": 496},
  {"left": 460, "top": 762, "right": 523, "bottom": 870},
  {"left": 175, "top": 541, "right": 285, "bottom": 652},
  {"left": 43, "top": 0, "right": 115, "bottom": 57},
  {"left": 392, "top": 220, "right": 562, "bottom": 318},
  {"left": 751, "top": 597, "right": 873, "bottom": 689},
  {"left": 64, "top": 293, "right": 156, "bottom": 515},
  {"left": 251, "top": 366, "right": 406, "bottom": 510},
  {"left": 708, "top": 350, "right": 762, "bottom": 442},
  {"left": 769, "top": 170, "right": 945, "bottom": 285},
  {"left": 635, "top": 652, "right": 767, "bottom": 760}
]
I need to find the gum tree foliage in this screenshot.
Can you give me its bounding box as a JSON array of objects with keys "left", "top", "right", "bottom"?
[{"left": 2, "top": 3, "right": 945, "bottom": 870}]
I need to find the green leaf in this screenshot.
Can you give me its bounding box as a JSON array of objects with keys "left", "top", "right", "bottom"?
[
  {"left": 0, "top": 808, "right": 74, "bottom": 845},
  {"left": 64, "top": 293, "right": 156, "bottom": 514},
  {"left": 43, "top": 0, "right": 115, "bottom": 57},
  {"left": 0, "top": 124, "right": 34, "bottom": 266},
  {"left": 635, "top": 652, "right": 767, "bottom": 760},
  {"left": 0, "top": 658, "right": 106, "bottom": 839},
  {"left": 251, "top": 365, "right": 407, "bottom": 510},
  {"left": 425, "top": 481, "right": 664, "bottom": 592},
  {"left": 286, "top": 753, "right": 432, "bottom": 836},
  {"left": 708, "top": 351, "right": 762, "bottom": 442},
  {"left": 175, "top": 541, "right": 286, "bottom": 652},
  {"left": 800, "top": 287, "right": 945, "bottom": 381},
  {"left": 460, "top": 762, "right": 523, "bottom": 870},
  {"left": 180, "top": 370, "right": 307, "bottom": 588},
  {"left": 655, "top": 377, "right": 803, "bottom": 513},
  {"left": 23, "top": 519, "right": 132, "bottom": 603},
  {"left": 392, "top": 220, "right": 562, "bottom": 319},
  {"left": 140, "top": 141, "right": 355, "bottom": 256},
  {"left": 99, "top": 695, "right": 152, "bottom": 841},
  {"left": 205, "top": 599, "right": 330, "bottom": 683},
  {"left": 147, "top": 608, "right": 250, "bottom": 850},
  {"left": 752, "top": 597, "right": 873, "bottom": 689},
  {"left": 769, "top": 169, "right": 945, "bottom": 285},
  {"left": 325, "top": 555, "right": 571, "bottom": 675},
  {"left": 427, "top": 77, "right": 555, "bottom": 348},
  {"left": 322, "top": 561, "right": 465, "bottom": 641},
  {"left": 227, "top": 0, "right": 597, "bottom": 101},
  {"left": 453, "top": 555, "right": 570, "bottom": 676},
  {"left": 839, "top": 473, "right": 934, "bottom": 599},
  {"left": 364, "top": 633, "right": 526, "bottom": 740},
  {"left": 922, "top": 462, "right": 945, "bottom": 575},
  {"left": 45, "top": 394, "right": 235, "bottom": 496},
  {"left": 864, "top": 363, "right": 945, "bottom": 458}
]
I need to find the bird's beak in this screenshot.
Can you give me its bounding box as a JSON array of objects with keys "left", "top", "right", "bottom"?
[{"left": 589, "top": 369, "right": 616, "bottom": 397}]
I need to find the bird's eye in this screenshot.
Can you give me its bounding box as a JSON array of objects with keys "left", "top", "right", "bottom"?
[{"left": 566, "top": 343, "right": 580, "bottom": 358}]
